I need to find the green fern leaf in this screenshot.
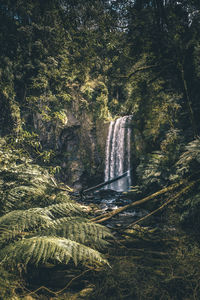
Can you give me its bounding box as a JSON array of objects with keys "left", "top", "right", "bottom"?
[
  {"left": 0, "top": 202, "right": 88, "bottom": 242},
  {"left": 45, "top": 202, "right": 86, "bottom": 218},
  {"left": 0, "top": 236, "right": 109, "bottom": 268},
  {"left": 44, "top": 217, "right": 112, "bottom": 249},
  {"left": 0, "top": 208, "right": 53, "bottom": 241}
]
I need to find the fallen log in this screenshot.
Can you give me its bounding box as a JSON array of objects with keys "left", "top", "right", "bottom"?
[
  {"left": 126, "top": 180, "right": 197, "bottom": 228},
  {"left": 91, "top": 180, "right": 186, "bottom": 223},
  {"left": 83, "top": 170, "right": 130, "bottom": 194}
]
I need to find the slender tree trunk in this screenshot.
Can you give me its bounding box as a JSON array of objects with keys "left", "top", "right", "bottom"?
[{"left": 126, "top": 180, "right": 197, "bottom": 228}]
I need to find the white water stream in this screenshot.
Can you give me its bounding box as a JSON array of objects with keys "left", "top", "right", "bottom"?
[{"left": 104, "top": 116, "right": 132, "bottom": 191}]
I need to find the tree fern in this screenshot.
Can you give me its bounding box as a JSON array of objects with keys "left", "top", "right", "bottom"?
[
  {"left": 45, "top": 202, "right": 87, "bottom": 218},
  {"left": 0, "top": 208, "right": 53, "bottom": 242},
  {"left": 0, "top": 202, "right": 88, "bottom": 242},
  {"left": 0, "top": 138, "right": 112, "bottom": 278},
  {"left": 44, "top": 217, "right": 112, "bottom": 249},
  {"left": 0, "top": 203, "right": 112, "bottom": 271},
  {"left": 0, "top": 236, "right": 109, "bottom": 268},
  {"left": 0, "top": 140, "right": 71, "bottom": 213}
]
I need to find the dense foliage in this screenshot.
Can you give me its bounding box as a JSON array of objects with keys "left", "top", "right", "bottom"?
[
  {"left": 1, "top": 0, "right": 200, "bottom": 299},
  {"left": 0, "top": 138, "right": 112, "bottom": 298}
]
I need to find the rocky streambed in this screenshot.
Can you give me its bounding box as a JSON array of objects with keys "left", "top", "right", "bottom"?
[{"left": 81, "top": 189, "right": 148, "bottom": 228}]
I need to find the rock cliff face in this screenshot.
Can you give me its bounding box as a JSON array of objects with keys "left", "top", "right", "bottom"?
[
  {"left": 31, "top": 84, "right": 148, "bottom": 191},
  {"left": 33, "top": 107, "right": 109, "bottom": 190}
]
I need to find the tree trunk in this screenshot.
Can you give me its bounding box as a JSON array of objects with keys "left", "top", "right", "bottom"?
[{"left": 92, "top": 180, "right": 185, "bottom": 223}]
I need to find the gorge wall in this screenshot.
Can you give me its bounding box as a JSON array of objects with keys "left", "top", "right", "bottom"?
[
  {"left": 32, "top": 103, "right": 147, "bottom": 190},
  {"left": 33, "top": 105, "right": 110, "bottom": 190}
]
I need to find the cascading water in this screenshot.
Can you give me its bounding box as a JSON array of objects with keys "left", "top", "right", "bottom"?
[{"left": 104, "top": 116, "right": 132, "bottom": 191}]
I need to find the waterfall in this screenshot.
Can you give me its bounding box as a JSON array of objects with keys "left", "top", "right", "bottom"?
[{"left": 104, "top": 116, "right": 132, "bottom": 191}]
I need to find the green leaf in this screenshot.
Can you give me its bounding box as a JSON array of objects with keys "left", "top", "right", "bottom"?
[{"left": 1, "top": 236, "right": 109, "bottom": 268}]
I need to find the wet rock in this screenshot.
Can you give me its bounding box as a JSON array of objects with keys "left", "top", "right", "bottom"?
[{"left": 94, "top": 189, "right": 121, "bottom": 198}]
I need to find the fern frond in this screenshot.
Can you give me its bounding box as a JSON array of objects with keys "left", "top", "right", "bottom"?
[
  {"left": 44, "top": 217, "right": 113, "bottom": 248},
  {"left": 0, "top": 144, "right": 73, "bottom": 213},
  {"left": 45, "top": 202, "right": 86, "bottom": 218},
  {"left": 0, "top": 208, "right": 53, "bottom": 241},
  {"left": 0, "top": 226, "right": 29, "bottom": 242},
  {"left": 1, "top": 236, "right": 109, "bottom": 268},
  {"left": 0, "top": 202, "right": 87, "bottom": 242},
  {"left": 177, "top": 139, "right": 200, "bottom": 174},
  {"left": 8, "top": 185, "right": 45, "bottom": 201}
]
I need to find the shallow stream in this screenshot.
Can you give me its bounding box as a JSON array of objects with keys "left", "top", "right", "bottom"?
[{"left": 84, "top": 189, "right": 148, "bottom": 228}]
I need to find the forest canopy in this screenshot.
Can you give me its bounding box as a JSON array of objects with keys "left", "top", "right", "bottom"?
[{"left": 1, "top": 0, "right": 200, "bottom": 299}]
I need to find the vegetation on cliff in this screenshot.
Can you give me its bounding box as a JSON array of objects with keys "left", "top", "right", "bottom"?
[{"left": 1, "top": 0, "right": 200, "bottom": 299}]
